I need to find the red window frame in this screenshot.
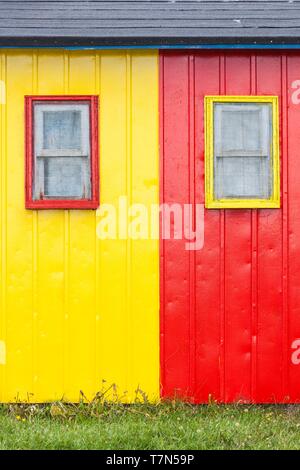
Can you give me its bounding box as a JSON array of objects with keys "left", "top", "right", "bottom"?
[{"left": 25, "top": 95, "right": 99, "bottom": 209}]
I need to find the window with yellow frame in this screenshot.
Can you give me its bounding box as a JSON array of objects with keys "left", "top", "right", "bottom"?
[{"left": 204, "top": 96, "right": 280, "bottom": 209}]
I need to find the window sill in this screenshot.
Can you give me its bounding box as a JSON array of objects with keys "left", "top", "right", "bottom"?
[
  {"left": 205, "top": 199, "right": 281, "bottom": 209},
  {"left": 25, "top": 199, "right": 99, "bottom": 210}
]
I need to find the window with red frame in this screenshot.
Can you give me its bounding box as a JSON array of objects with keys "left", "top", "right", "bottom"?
[{"left": 25, "top": 95, "right": 99, "bottom": 209}]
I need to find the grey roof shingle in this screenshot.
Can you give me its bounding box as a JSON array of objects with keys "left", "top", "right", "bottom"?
[{"left": 1, "top": 0, "right": 300, "bottom": 46}]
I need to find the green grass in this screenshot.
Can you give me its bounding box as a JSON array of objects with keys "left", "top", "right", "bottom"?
[{"left": 1, "top": 400, "right": 300, "bottom": 450}]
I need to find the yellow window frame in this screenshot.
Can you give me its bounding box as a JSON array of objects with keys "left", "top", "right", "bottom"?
[{"left": 204, "top": 95, "right": 280, "bottom": 209}]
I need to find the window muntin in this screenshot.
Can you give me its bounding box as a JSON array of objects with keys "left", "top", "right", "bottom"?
[
  {"left": 205, "top": 96, "right": 280, "bottom": 209},
  {"left": 25, "top": 96, "right": 99, "bottom": 210}
]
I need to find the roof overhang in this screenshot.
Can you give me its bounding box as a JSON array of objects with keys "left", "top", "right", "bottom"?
[{"left": 2, "top": 36, "right": 300, "bottom": 49}]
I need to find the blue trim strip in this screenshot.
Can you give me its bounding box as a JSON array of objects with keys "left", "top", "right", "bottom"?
[
  {"left": 2, "top": 43, "right": 300, "bottom": 50},
  {"left": 66, "top": 44, "right": 300, "bottom": 50}
]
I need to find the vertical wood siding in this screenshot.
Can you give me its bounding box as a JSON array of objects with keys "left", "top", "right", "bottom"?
[
  {"left": 0, "top": 50, "right": 159, "bottom": 402},
  {"left": 160, "top": 50, "right": 300, "bottom": 403}
]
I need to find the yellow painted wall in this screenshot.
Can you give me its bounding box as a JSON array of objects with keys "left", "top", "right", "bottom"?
[{"left": 0, "top": 50, "right": 159, "bottom": 402}]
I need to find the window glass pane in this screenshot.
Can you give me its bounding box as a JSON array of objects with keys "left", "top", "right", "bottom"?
[
  {"left": 213, "top": 102, "right": 272, "bottom": 199},
  {"left": 43, "top": 110, "right": 81, "bottom": 150},
  {"left": 215, "top": 103, "right": 271, "bottom": 156},
  {"left": 215, "top": 156, "right": 270, "bottom": 199},
  {"left": 221, "top": 109, "right": 261, "bottom": 153},
  {"left": 43, "top": 157, "right": 90, "bottom": 198}
]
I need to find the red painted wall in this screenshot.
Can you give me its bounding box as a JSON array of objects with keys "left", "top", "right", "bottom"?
[{"left": 160, "top": 50, "right": 300, "bottom": 403}]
